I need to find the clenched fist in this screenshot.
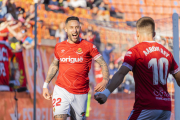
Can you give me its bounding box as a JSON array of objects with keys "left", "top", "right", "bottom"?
[{"left": 43, "top": 88, "right": 51, "bottom": 100}]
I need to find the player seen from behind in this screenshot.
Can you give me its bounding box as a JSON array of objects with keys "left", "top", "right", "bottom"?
[{"left": 94, "top": 16, "right": 180, "bottom": 120}]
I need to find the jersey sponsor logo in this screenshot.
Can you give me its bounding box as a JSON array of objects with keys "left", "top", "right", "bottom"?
[
  {"left": 81, "top": 112, "right": 85, "bottom": 116},
  {"left": 125, "top": 51, "right": 132, "bottom": 57},
  {"left": 0, "top": 47, "right": 9, "bottom": 62},
  {"left": 61, "top": 49, "right": 65, "bottom": 53},
  {"left": 76, "top": 48, "right": 83, "bottom": 54},
  {"left": 153, "top": 88, "right": 171, "bottom": 101},
  {"left": 60, "top": 56, "right": 83, "bottom": 63}
]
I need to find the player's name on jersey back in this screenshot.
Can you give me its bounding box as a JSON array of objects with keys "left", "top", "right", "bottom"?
[{"left": 143, "top": 46, "right": 169, "bottom": 57}]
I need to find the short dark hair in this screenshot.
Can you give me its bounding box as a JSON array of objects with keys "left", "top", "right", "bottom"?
[
  {"left": 107, "top": 43, "right": 112, "bottom": 47},
  {"left": 109, "top": 61, "right": 114, "bottom": 65},
  {"left": 87, "top": 30, "right": 93, "bottom": 33},
  {"left": 65, "top": 16, "right": 79, "bottom": 24},
  {"left": 136, "top": 17, "right": 155, "bottom": 33}
]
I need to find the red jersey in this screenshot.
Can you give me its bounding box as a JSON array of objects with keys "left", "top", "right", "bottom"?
[
  {"left": 123, "top": 41, "right": 179, "bottom": 111},
  {"left": 0, "top": 28, "right": 9, "bottom": 41},
  {"left": 54, "top": 39, "right": 101, "bottom": 94},
  {"left": 0, "top": 41, "right": 13, "bottom": 86}
]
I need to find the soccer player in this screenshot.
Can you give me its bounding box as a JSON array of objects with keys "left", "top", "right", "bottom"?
[
  {"left": 42, "top": 16, "right": 109, "bottom": 120},
  {"left": 94, "top": 17, "right": 180, "bottom": 120}
]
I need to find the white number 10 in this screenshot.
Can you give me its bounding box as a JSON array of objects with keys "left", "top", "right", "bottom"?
[{"left": 148, "top": 57, "right": 169, "bottom": 85}]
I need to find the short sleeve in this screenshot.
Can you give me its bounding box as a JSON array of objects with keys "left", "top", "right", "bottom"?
[
  {"left": 90, "top": 44, "right": 101, "bottom": 60},
  {"left": 54, "top": 44, "right": 59, "bottom": 61},
  {"left": 122, "top": 48, "right": 137, "bottom": 71},
  {"left": 170, "top": 54, "right": 179, "bottom": 74}
]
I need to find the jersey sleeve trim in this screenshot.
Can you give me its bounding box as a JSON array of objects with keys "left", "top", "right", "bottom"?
[
  {"left": 170, "top": 67, "right": 180, "bottom": 74},
  {"left": 122, "top": 62, "right": 133, "bottom": 71},
  {"left": 94, "top": 54, "right": 102, "bottom": 60},
  {"left": 54, "top": 56, "right": 59, "bottom": 61}
]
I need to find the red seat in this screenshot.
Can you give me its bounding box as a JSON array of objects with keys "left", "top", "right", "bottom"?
[
  {"left": 131, "top": 5, "right": 140, "bottom": 13},
  {"left": 145, "top": 0, "right": 155, "bottom": 6},
  {"left": 154, "top": 7, "right": 163, "bottom": 14},
  {"left": 163, "top": 0, "right": 172, "bottom": 7},
  {"left": 154, "top": 0, "right": 163, "bottom": 6},
  {"left": 163, "top": 7, "right": 172, "bottom": 15},
  {"left": 146, "top": 6, "right": 154, "bottom": 14},
  {"left": 124, "top": 5, "right": 133, "bottom": 13},
  {"left": 125, "top": 13, "right": 134, "bottom": 21}
]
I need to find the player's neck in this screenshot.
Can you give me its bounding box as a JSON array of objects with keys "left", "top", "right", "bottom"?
[
  {"left": 138, "top": 36, "right": 154, "bottom": 43},
  {"left": 67, "top": 38, "right": 80, "bottom": 44}
]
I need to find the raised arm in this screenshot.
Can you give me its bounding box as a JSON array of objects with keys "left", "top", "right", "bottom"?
[
  {"left": 173, "top": 71, "right": 180, "bottom": 87},
  {"left": 43, "top": 58, "right": 59, "bottom": 100},
  {"left": 94, "top": 56, "right": 109, "bottom": 92},
  {"left": 7, "top": 26, "right": 17, "bottom": 37}
]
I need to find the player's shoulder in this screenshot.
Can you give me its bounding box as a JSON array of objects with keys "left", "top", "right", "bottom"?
[
  {"left": 55, "top": 40, "right": 66, "bottom": 47},
  {"left": 81, "top": 39, "right": 92, "bottom": 44},
  {"left": 154, "top": 42, "right": 172, "bottom": 54},
  {"left": 81, "top": 39, "right": 95, "bottom": 47},
  {"left": 127, "top": 43, "right": 139, "bottom": 52}
]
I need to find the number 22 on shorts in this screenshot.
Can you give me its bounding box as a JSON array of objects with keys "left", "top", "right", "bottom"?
[{"left": 53, "top": 98, "right": 62, "bottom": 107}]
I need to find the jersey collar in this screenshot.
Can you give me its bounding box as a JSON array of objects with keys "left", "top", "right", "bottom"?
[
  {"left": 143, "top": 41, "right": 156, "bottom": 43},
  {"left": 67, "top": 38, "right": 82, "bottom": 43}
]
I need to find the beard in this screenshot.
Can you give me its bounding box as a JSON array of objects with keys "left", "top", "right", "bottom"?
[{"left": 68, "top": 33, "right": 79, "bottom": 43}]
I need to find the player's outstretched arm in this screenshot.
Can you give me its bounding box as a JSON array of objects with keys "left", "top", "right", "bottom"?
[
  {"left": 94, "top": 66, "right": 130, "bottom": 104},
  {"left": 173, "top": 71, "right": 180, "bottom": 87},
  {"left": 95, "top": 56, "right": 109, "bottom": 92},
  {"left": 43, "top": 58, "right": 59, "bottom": 100},
  {"left": 107, "top": 66, "right": 130, "bottom": 93}
]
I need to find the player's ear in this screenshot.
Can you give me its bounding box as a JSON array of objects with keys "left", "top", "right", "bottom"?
[
  {"left": 65, "top": 26, "right": 67, "bottom": 32},
  {"left": 136, "top": 30, "right": 139, "bottom": 38},
  {"left": 153, "top": 32, "right": 156, "bottom": 37}
]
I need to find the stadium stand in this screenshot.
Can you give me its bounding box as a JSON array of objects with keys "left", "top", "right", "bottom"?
[{"left": 0, "top": 0, "right": 179, "bottom": 119}]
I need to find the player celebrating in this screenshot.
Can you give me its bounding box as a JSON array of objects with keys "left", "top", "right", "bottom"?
[
  {"left": 42, "top": 16, "right": 109, "bottom": 120},
  {"left": 94, "top": 17, "right": 180, "bottom": 120}
]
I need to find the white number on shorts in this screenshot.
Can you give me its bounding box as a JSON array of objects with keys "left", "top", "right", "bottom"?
[
  {"left": 52, "top": 98, "right": 62, "bottom": 107},
  {"left": 148, "top": 57, "right": 168, "bottom": 85}
]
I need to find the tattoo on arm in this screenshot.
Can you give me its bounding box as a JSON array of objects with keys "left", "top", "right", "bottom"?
[
  {"left": 54, "top": 114, "right": 67, "bottom": 118},
  {"left": 45, "top": 59, "right": 59, "bottom": 83},
  {"left": 95, "top": 56, "right": 109, "bottom": 81}
]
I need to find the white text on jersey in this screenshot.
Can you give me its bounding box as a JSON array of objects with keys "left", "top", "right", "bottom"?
[
  {"left": 60, "top": 56, "right": 83, "bottom": 63},
  {"left": 143, "top": 46, "right": 169, "bottom": 57}
]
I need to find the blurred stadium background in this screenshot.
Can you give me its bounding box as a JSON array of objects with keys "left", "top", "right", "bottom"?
[{"left": 0, "top": 0, "right": 180, "bottom": 120}]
